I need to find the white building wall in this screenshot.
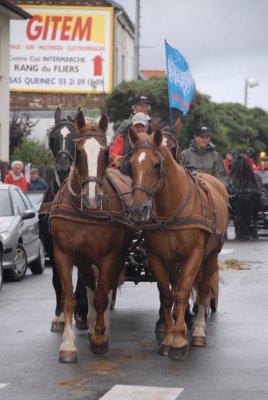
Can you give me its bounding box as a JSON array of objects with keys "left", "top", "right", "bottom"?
[
  {"left": 113, "top": 12, "right": 135, "bottom": 87},
  {"left": 0, "top": 15, "right": 10, "bottom": 162}
]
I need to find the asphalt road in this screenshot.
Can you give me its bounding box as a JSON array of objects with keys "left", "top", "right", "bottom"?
[{"left": 0, "top": 227, "right": 268, "bottom": 400}]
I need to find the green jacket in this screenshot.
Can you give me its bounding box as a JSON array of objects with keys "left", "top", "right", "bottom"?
[{"left": 181, "top": 140, "right": 227, "bottom": 186}]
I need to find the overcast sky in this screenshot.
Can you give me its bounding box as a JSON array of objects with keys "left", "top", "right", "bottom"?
[{"left": 119, "top": 0, "right": 268, "bottom": 112}]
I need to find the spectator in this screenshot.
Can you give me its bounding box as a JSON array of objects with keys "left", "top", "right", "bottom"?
[
  {"left": 223, "top": 151, "right": 234, "bottom": 177},
  {"left": 4, "top": 160, "right": 28, "bottom": 191},
  {"left": 28, "top": 168, "right": 48, "bottom": 191},
  {"left": 181, "top": 126, "right": 227, "bottom": 186}
]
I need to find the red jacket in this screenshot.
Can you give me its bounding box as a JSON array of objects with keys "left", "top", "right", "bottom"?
[
  {"left": 4, "top": 171, "right": 29, "bottom": 191},
  {"left": 110, "top": 134, "right": 124, "bottom": 161}
]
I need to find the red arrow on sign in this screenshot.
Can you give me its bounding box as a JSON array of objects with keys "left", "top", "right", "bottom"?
[{"left": 92, "top": 55, "right": 104, "bottom": 76}]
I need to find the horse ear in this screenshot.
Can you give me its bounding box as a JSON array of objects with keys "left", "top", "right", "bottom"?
[
  {"left": 76, "top": 110, "right": 86, "bottom": 131},
  {"left": 55, "top": 107, "right": 61, "bottom": 126},
  {"left": 99, "top": 114, "right": 108, "bottom": 132},
  {"left": 128, "top": 127, "right": 139, "bottom": 146},
  {"left": 154, "top": 129, "right": 163, "bottom": 147},
  {"left": 150, "top": 116, "right": 160, "bottom": 133},
  {"left": 174, "top": 117, "right": 182, "bottom": 136}
]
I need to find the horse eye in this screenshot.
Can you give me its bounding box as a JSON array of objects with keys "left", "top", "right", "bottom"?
[{"left": 154, "top": 162, "right": 161, "bottom": 172}]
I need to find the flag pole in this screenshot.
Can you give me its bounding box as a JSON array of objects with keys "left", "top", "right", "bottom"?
[{"left": 165, "top": 40, "right": 173, "bottom": 126}]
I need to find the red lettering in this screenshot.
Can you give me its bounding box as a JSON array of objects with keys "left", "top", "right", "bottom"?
[
  {"left": 51, "top": 16, "right": 62, "bottom": 40},
  {"left": 26, "top": 15, "right": 43, "bottom": 40},
  {"left": 26, "top": 15, "right": 93, "bottom": 41},
  {"left": 60, "top": 16, "right": 72, "bottom": 40},
  {"left": 42, "top": 16, "right": 50, "bottom": 40},
  {"left": 72, "top": 17, "right": 92, "bottom": 41}
]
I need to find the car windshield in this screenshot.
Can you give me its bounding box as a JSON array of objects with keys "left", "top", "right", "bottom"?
[
  {"left": 0, "top": 190, "right": 13, "bottom": 216},
  {"left": 26, "top": 192, "right": 44, "bottom": 211}
]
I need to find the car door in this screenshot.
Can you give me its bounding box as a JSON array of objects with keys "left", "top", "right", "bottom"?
[{"left": 13, "top": 189, "right": 39, "bottom": 259}]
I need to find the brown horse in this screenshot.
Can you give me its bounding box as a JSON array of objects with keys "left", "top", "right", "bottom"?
[
  {"left": 128, "top": 128, "right": 229, "bottom": 360},
  {"left": 49, "top": 112, "right": 132, "bottom": 362}
]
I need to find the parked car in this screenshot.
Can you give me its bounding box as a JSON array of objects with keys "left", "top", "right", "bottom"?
[
  {"left": 0, "top": 183, "right": 45, "bottom": 281},
  {"left": 0, "top": 234, "right": 3, "bottom": 289},
  {"left": 26, "top": 191, "right": 45, "bottom": 211}
]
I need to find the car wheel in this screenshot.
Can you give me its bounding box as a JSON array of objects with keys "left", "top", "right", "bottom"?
[
  {"left": 29, "top": 241, "right": 45, "bottom": 275},
  {"left": 0, "top": 251, "right": 3, "bottom": 289},
  {"left": 4, "top": 243, "right": 28, "bottom": 282}
]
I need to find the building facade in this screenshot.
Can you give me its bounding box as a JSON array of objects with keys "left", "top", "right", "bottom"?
[{"left": 0, "top": 0, "right": 31, "bottom": 164}]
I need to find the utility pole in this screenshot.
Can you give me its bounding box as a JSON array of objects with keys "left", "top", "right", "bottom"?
[{"left": 134, "top": 0, "right": 140, "bottom": 80}]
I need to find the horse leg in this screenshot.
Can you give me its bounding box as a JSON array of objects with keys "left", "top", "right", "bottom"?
[
  {"left": 170, "top": 249, "right": 203, "bottom": 360},
  {"left": 74, "top": 272, "right": 88, "bottom": 330},
  {"left": 147, "top": 254, "right": 174, "bottom": 357},
  {"left": 54, "top": 250, "right": 77, "bottom": 363},
  {"left": 90, "top": 255, "right": 122, "bottom": 354},
  {"left": 191, "top": 252, "right": 218, "bottom": 347}
]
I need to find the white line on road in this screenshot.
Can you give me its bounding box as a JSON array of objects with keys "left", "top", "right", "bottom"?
[
  {"left": 99, "top": 385, "right": 184, "bottom": 399},
  {"left": 0, "top": 383, "right": 10, "bottom": 390},
  {"left": 220, "top": 248, "right": 234, "bottom": 255}
]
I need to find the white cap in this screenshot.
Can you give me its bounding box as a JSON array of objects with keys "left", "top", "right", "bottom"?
[{"left": 132, "top": 112, "right": 150, "bottom": 126}]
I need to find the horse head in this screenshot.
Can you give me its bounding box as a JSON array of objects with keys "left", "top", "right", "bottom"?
[
  {"left": 230, "top": 155, "right": 255, "bottom": 190},
  {"left": 129, "top": 128, "right": 165, "bottom": 223},
  {"left": 69, "top": 111, "right": 109, "bottom": 210},
  {"left": 49, "top": 107, "right": 78, "bottom": 184}
]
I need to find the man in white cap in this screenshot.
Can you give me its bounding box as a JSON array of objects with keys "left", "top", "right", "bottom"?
[{"left": 110, "top": 112, "right": 150, "bottom": 171}]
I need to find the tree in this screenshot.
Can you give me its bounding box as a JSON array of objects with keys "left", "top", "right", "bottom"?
[
  {"left": 11, "top": 138, "right": 53, "bottom": 167},
  {"left": 106, "top": 77, "right": 268, "bottom": 160},
  {"left": 9, "top": 113, "right": 38, "bottom": 155}
]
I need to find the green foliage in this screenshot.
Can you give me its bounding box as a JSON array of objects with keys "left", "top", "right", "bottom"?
[
  {"left": 106, "top": 77, "right": 268, "bottom": 161},
  {"left": 9, "top": 113, "right": 38, "bottom": 155},
  {"left": 11, "top": 138, "right": 53, "bottom": 167}
]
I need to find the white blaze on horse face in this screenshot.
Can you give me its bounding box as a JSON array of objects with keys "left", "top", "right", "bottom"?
[
  {"left": 163, "top": 136, "right": 168, "bottom": 146},
  {"left": 83, "top": 138, "right": 102, "bottom": 204},
  {"left": 137, "top": 151, "right": 146, "bottom": 184},
  {"left": 60, "top": 126, "right": 71, "bottom": 150}
]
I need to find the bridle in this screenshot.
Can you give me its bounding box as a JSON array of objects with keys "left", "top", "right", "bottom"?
[
  {"left": 67, "top": 131, "right": 108, "bottom": 200},
  {"left": 131, "top": 142, "right": 165, "bottom": 203},
  {"left": 49, "top": 121, "right": 76, "bottom": 186}
]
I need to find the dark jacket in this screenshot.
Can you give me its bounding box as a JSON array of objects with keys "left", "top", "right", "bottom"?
[{"left": 29, "top": 177, "right": 48, "bottom": 191}]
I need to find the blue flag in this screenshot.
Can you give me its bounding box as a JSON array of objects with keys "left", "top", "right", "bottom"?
[{"left": 165, "top": 41, "right": 195, "bottom": 115}]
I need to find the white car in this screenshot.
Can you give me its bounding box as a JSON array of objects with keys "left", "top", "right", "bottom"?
[{"left": 0, "top": 183, "right": 45, "bottom": 281}]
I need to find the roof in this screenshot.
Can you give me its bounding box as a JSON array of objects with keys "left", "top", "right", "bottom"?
[
  {"left": 140, "top": 70, "right": 166, "bottom": 80},
  {"left": 0, "top": 0, "right": 32, "bottom": 19}
]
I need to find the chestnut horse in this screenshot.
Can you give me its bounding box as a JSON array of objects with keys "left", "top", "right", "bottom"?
[
  {"left": 49, "top": 112, "right": 132, "bottom": 362},
  {"left": 128, "top": 128, "right": 229, "bottom": 360}
]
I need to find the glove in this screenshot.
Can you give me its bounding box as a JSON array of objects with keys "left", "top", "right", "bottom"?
[{"left": 114, "top": 156, "right": 123, "bottom": 168}]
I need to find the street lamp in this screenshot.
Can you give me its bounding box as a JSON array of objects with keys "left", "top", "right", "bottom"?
[{"left": 244, "top": 78, "right": 259, "bottom": 108}]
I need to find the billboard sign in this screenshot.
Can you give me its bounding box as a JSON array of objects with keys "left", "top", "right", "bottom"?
[{"left": 10, "top": 6, "right": 113, "bottom": 93}]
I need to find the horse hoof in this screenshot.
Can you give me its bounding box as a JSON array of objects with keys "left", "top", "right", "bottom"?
[
  {"left": 51, "top": 321, "right": 64, "bottom": 332},
  {"left": 59, "top": 351, "right": 77, "bottom": 363},
  {"left": 75, "top": 319, "right": 88, "bottom": 331},
  {"left": 168, "top": 345, "right": 188, "bottom": 360},
  {"left": 158, "top": 344, "right": 170, "bottom": 356},
  {"left": 88, "top": 332, "right": 92, "bottom": 342},
  {"left": 90, "top": 342, "right": 108, "bottom": 355},
  {"left": 191, "top": 336, "right": 206, "bottom": 347}
]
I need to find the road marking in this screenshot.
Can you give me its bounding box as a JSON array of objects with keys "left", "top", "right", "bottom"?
[
  {"left": 0, "top": 383, "right": 10, "bottom": 390},
  {"left": 220, "top": 248, "right": 234, "bottom": 255},
  {"left": 99, "top": 385, "right": 184, "bottom": 399}
]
